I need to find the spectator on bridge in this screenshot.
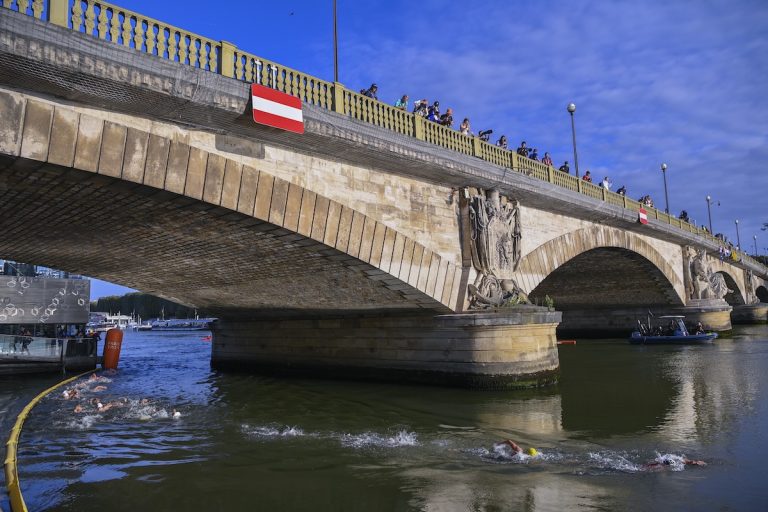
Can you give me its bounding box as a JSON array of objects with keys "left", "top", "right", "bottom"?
[
  {"left": 541, "top": 152, "right": 553, "bottom": 166},
  {"left": 427, "top": 101, "right": 441, "bottom": 122},
  {"left": 679, "top": 210, "right": 690, "bottom": 222},
  {"left": 617, "top": 185, "right": 627, "bottom": 196},
  {"left": 439, "top": 108, "right": 454, "bottom": 128},
  {"left": 459, "top": 118, "right": 471, "bottom": 136},
  {"left": 558, "top": 161, "right": 570, "bottom": 173},
  {"left": 361, "top": 83, "right": 378, "bottom": 100},
  {"left": 601, "top": 176, "right": 612, "bottom": 190},
  {"left": 529, "top": 148, "right": 539, "bottom": 161},
  {"left": 496, "top": 135, "right": 508, "bottom": 149},
  {"left": 582, "top": 170, "right": 592, "bottom": 182},
  {"left": 394, "top": 94, "right": 409, "bottom": 110},
  {"left": 516, "top": 141, "right": 530, "bottom": 158},
  {"left": 413, "top": 99, "right": 428, "bottom": 116}
]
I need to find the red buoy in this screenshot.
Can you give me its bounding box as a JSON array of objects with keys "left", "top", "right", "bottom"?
[{"left": 102, "top": 328, "right": 123, "bottom": 370}]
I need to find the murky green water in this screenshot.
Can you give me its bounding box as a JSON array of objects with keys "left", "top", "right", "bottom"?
[{"left": 2, "top": 325, "right": 767, "bottom": 511}]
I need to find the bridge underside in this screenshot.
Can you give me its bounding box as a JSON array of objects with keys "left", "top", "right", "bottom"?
[
  {"left": 526, "top": 247, "right": 720, "bottom": 335},
  {"left": 528, "top": 247, "right": 682, "bottom": 309},
  {"left": 0, "top": 161, "right": 442, "bottom": 318}
]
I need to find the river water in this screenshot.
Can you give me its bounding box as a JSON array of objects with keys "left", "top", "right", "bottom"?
[{"left": 2, "top": 325, "right": 767, "bottom": 511}]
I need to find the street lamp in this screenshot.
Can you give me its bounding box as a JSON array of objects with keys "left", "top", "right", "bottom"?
[
  {"left": 661, "top": 163, "right": 669, "bottom": 214},
  {"left": 567, "top": 103, "right": 580, "bottom": 178},
  {"left": 754, "top": 235, "right": 759, "bottom": 257},
  {"left": 705, "top": 195, "right": 713, "bottom": 233},
  {"left": 735, "top": 219, "right": 741, "bottom": 249},
  {"left": 333, "top": 0, "right": 339, "bottom": 82}
]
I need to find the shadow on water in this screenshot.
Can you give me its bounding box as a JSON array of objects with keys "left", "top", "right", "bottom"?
[{"left": 558, "top": 339, "right": 679, "bottom": 437}]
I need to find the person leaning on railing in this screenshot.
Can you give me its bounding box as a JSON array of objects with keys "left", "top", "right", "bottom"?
[
  {"left": 394, "top": 94, "right": 409, "bottom": 110},
  {"left": 460, "top": 118, "right": 471, "bottom": 136},
  {"left": 361, "top": 83, "right": 378, "bottom": 100},
  {"left": 516, "top": 141, "right": 530, "bottom": 158},
  {"left": 558, "top": 161, "right": 570, "bottom": 174},
  {"left": 541, "top": 152, "right": 553, "bottom": 166},
  {"left": 439, "top": 108, "right": 454, "bottom": 128}
]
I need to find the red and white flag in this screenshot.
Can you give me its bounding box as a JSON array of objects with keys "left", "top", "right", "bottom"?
[
  {"left": 638, "top": 207, "right": 648, "bottom": 224},
  {"left": 251, "top": 83, "right": 304, "bottom": 134}
]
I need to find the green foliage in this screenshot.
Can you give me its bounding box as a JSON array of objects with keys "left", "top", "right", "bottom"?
[
  {"left": 90, "top": 292, "right": 208, "bottom": 319},
  {"left": 544, "top": 295, "right": 555, "bottom": 309}
]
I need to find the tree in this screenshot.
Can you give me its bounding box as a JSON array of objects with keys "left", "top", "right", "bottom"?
[{"left": 91, "top": 292, "right": 209, "bottom": 319}]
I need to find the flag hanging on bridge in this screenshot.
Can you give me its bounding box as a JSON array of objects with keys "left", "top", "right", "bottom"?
[
  {"left": 251, "top": 84, "right": 304, "bottom": 134},
  {"left": 638, "top": 207, "right": 648, "bottom": 225}
]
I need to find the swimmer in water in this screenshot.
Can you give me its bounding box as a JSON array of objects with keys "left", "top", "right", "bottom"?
[
  {"left": 62, "top": 389, "right": 78, "bottom": 400},
  {"left": 73, "top": 404, "right": 84, "bottom": 413},
  {"left": 493, "top": 440, "right": 539, "bottom": 457},
  {"left": 92, "top": 385, "right": 108, "bottom": 392},
  {"left": 644, "top": 456, "right": 706, "bottom": 469},
  {"left": 172, "top": 409, "right": 181, "bottom": 419}
]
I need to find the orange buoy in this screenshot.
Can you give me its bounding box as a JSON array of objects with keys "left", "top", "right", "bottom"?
[
  {"left": 102, "top": 328, "right": 124, "bottom": 370},
  {"left": 557, "top": 340, "right": 577, "bottom": 345}
]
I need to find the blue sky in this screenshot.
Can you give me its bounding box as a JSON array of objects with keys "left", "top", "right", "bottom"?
[{"left": 90, "top": 0, "right": 767, "bottom": 298}]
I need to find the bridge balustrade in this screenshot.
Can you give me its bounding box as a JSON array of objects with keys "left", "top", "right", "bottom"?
[{"left": 2, "top": 0, "right": 766, "bottom": 276}]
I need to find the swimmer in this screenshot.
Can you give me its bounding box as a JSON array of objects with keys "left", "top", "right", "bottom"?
[
  {"left": 92, "top": 385, "right": 108, "bottom": 392},
  {"left": 644, "top": 456, "right": 706, "bottom": 469},
  {"left": 493, "top": 439, "right": 539, "bottom": 457},
  {"left": 62, "top": 389, "right": 78, "bottom": 400},
  {"left": 172, "top": 409, "right": 181, "bottom": 419},
  {"left": 96, "top": 400, "right": 124, "bottom": 412},
  {"left": 73, "top": 404, "right": 84, "bottom": 414}
]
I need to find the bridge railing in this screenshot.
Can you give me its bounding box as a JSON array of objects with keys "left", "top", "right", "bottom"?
[{"left": 4, "top": 0, "right": 766, "bottom": 276}]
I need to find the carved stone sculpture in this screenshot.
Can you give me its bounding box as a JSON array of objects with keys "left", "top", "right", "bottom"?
[
  {"left": 466, "top": 189, "right": 528, "bottom": 309},
  {"left": 689, "top": 248, "right": 731, "bottom": 300},
  {"left": 744, "top": 269, "right": 759, "bottom": 304},
  {"left": 468, "top": 189, "right": 521, "bottom": 276}
]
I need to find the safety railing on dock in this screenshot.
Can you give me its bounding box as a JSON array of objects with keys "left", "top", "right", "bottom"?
[
  {"left": 0, "top": 334, "right": 96, "bottom": 365},
  {"left": 1, "top": 0, "right": 766, "bottom": 276}
]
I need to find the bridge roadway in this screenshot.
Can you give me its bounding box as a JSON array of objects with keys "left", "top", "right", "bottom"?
[{"left": 1, "top": 5, "right": 766, "bottom": 387}]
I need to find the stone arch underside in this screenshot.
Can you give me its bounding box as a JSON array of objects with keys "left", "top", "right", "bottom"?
[
  {"left": 757, "top": 286, "right": 768, "bottom": 303},
  {"left": 0, "top": 93, "right": 462, "bottom": 317},
  {"left": 516, "top": 228, "right": 686, "bottom": 309}
]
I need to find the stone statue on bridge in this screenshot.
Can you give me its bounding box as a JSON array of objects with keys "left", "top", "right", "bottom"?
[
  {"left": 467, "top": 189, "right": 528, "bottom": 309},
  {"left": 688, "top": 247, "right": 731, "bottom": 300}
]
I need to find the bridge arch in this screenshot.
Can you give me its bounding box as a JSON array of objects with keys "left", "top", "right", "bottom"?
[
  {"left": 0, "top": 92, "right": 462, "bottom": 315},
  {"left": 515, "top": 227, "right": 686, "bottom": 308},
  {"left": 757, "top": 286, "right": 768, "bottom": 303}
]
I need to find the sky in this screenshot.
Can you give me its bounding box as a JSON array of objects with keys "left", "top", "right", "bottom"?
[{"left": 86, "top": 0, "right": 767, "bottom": 298}]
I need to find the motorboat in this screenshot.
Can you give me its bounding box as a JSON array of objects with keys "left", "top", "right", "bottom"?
[{"left": 629, "top": 315, "right": 718, "bottom": 344}]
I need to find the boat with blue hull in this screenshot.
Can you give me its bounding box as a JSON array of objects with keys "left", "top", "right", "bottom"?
[{"left": 629, "top": 315, "right": 718, "bottom": 345}]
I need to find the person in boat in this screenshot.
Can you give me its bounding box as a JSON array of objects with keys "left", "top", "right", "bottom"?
[
  {"left": 494, "top": 439, "right": 539, "bottom": 457},
  {"left": 693, "top": 322, "right": 705, "bottom": 334}
]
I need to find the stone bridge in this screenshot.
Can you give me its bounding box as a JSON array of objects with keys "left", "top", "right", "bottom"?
[{"left": 1, "top": 3, "right": 766, "bottom": 387}]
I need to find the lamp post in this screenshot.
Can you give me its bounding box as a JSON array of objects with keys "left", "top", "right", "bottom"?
[
  {"left": 661, "top": 163, "right": 669, "bottom": 214},
  {"left": 754, "top": 235, "right": 759, "bottom": 257},
  {"left": 705, "top": 195, "right": 713, "bottom": 233},
  {"left": 333, "top": 0, "right": 339, "bottom": 82},
  {"left": 567, "top": 103, "right": 580, "bottom": 178},
  {"left": 735, "top": 219, "right": 741, "bottom": 249}
]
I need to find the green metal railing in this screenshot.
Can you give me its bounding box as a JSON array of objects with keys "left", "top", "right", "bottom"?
[{"left": 2, "top": 0, "right": 765, "bottom": 275}]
